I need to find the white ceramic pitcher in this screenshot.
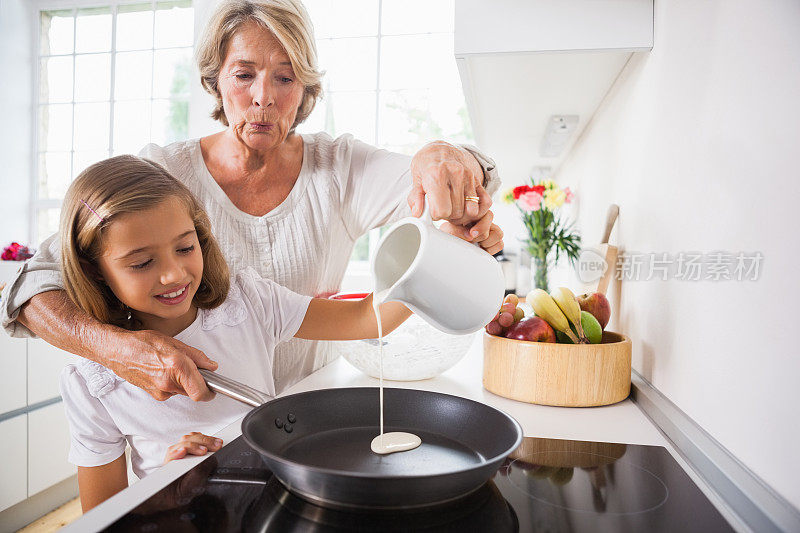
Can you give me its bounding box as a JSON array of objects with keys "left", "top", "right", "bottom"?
[{"left": 371, "top": 202, "right": 504, "bottom": 334}]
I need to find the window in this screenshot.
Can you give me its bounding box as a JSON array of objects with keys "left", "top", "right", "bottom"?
[
  {"left": 32, "top": 0, "right": 472, "bottom": 279},
  {"left": 35, "top": 1, "right": 193, "bottom": 244},
  {"left": 296, "top": 0, "right": 473, "bottom": 270}
]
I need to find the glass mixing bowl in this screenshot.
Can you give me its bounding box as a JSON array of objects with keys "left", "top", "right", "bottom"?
[{"left": 328, "top": 293, "right": 474, "bottom": 381}]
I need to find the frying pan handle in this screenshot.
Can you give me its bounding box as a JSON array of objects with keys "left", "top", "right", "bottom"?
[{"left": 199, "top": 369, "right": 272, "bottom": 408}]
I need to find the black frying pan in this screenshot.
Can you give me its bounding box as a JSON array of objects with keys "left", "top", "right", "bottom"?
[{"left": 200, "top": 370, "right": 523, "bottom": 509}]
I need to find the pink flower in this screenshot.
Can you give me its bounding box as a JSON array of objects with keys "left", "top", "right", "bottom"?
[
  {"left": 564, "top": 187, "right": 574, "bottom": 204},
  {"left": 517, "top": 191, "right": 543, "bottom": 212}
]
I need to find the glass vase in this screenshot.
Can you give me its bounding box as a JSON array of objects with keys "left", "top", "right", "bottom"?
[{"left": 531, "top": 255, "right": 549, "bottom": 292}]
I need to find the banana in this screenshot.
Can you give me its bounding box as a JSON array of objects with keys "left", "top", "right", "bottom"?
[
  {"left": 526, "top": 289, "right": 580, "bottom": 344},
  {"left": 551, "top": 287, "right": 588, "bottom": 342}
]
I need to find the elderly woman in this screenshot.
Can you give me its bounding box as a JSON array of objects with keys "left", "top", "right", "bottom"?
[{"left": 1, "top": 0, "right": 502, "bottom": 400}]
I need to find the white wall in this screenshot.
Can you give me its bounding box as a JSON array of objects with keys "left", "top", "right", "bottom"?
[
  {"left": 546, "top": 0, "right": 800, "bottom": 509},
  {"left": 0, "top": 0, "right": 34, "bottom": 245}
]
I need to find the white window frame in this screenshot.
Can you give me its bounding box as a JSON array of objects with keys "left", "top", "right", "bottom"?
[{"left": 30, "top": 0, "right": 195, "bottom": 244}]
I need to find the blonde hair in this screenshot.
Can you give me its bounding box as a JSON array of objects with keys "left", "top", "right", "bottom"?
[
  {"left": 196, "top": 0, "right": 323, "bottom": 130},
  {"left": 60, "top": 155, "right": 230, "bottom": 329}
]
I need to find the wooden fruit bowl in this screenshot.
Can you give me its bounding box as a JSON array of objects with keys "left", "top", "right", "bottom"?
[{"left": 483, "top": 331, "right": 631, "bottom": 407}]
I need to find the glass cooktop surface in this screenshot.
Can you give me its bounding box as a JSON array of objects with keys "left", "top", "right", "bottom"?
[{"left": 103, "top": 436, "right": 735, "bottom": 532}]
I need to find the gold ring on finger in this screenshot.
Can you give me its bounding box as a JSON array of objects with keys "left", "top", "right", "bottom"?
[{"left": 465, "top": 196, "right": 480, "bottom": 203}]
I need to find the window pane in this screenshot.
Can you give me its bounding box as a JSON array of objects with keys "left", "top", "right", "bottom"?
[
  {"left": 317, "top": 37, "right": 377, "bottom": 91},
  {"left": 39, "top": 56, "right": 73, "bottom": 103},
  {"left": 74, "top": 53, "right": 111, "bottom": 102},
  {"left": 39, "top": 104, "right": 72, "bottom": 152},
  {"left": 378, "top": 90, "right": 433, "bottom": 148},
  {"left": 37, "top": 208, "right": 62, "bottom": 245},
  {"left": 75, "top": 8, "right": 112, "bottom": 53},
  {"left": 154, "top": 1, "right": 193, "bottom": 48},
  {"left": 152, "top": 48, "right": 192, "bottom": 99},
  {"left": 304, "top": 0, "right": 378, "bottom": 39},
  {"left": 114, "top": 100, "right": 152, "bottom": 153},
  {"left": 73, "top": 102, "right": 110, "bottom": 150},
  {"left": 379, "top": 88, "right": 472, "bottom": 147},
  {"left": 38, "top": 152, "right": 71, "bottom": 200},
  {"left": 73, "top": 150, "right": 109, "bottom": 178},
  {"left": 380, "top": 34, "right": 456, "bottom": 90},
  {"left": 151, "top": 99, "right": 188, "bottom": 146},
  {"left": 116, "top": 4, "right": 154, "bottom": 51},
  {"left": 380, "top": 0, "right": 454, "bottom": 35},
  {"left": 328, "top": 91, "right": 376, "bottom": 143},
  {"left": 115, "top": 51, "right": 153, "bottom": 100},
  {"left": 40, "top": 10, "right": 73, "bottom": 55}
]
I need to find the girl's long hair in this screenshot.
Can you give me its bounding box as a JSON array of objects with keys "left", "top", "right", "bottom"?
[{"left": 60, "top": 155, "right": 230, "bottom": 329}]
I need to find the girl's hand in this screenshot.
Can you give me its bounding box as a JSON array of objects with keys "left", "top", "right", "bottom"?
[
  {"left": 164, "top": 432, "right": 223, "bottom": 464},
  {"left": 439, "top": 211, "right": 504, "bottom": 256}
]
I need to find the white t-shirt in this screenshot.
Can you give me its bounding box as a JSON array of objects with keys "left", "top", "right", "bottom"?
[{"left": 59, "top": 268, "right": 311, "bottom": 478}]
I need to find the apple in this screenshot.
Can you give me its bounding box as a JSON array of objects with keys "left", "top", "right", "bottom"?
[
  {"left": 577, "top": 292, "right": 611, "bottom": 330},
  {"left": 505, "top": 317, "right": 556, "bottom": 343}
]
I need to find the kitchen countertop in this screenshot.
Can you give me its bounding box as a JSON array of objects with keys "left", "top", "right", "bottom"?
[{"left": 64, "top": 332, "right": 717, "bottom": 532}]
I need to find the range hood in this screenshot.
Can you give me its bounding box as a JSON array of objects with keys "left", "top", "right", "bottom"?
[{"left": 455, "top": 0, "right": 653, "bottom": 183}]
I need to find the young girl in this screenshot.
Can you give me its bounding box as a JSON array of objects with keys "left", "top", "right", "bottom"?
[{"left": 58, "top": 155, "right": 411, "bottom": 512}]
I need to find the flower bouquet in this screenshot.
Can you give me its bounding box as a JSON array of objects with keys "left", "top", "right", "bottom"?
[
  {"left": 503, "top": 180, "right": 581, "bottom": 292},
  {"left": 2, "top": 242, "right": 33, "bottom": 261}
]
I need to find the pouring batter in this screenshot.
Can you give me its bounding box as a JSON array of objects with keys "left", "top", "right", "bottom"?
[{"left": 370, "top": 289, "right": 422, "bottom": 455}]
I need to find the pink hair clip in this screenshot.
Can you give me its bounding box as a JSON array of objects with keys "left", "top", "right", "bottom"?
[{"left": 80, "top": 200, "right": 104, "bottom": 222}]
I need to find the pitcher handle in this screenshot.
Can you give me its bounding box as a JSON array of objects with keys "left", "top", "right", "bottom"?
[{"left": 420, "top": 196, "right": 435, "bottom": 227}]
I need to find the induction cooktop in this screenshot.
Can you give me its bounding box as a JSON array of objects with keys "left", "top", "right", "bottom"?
[{"left": 102, "top": 436, "right": 735, "bottom": 532}]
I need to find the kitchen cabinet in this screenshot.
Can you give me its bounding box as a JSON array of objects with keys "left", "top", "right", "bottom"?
[
  {"left": 454, "top": 0, "right": 653, "bottom": 179},
  {"left": 0, "top": 415, "right": 28, "bottom": 510},
  {"left": 0, "top": 339, "right": 80, "bottom": 515},
  {"left": 454, "top": 0, "right": 653, "bottom": 56},
  {"left": 28, "top": 403, "right": 76, "bottom": 496},
  {"left": 0, "top": 334, "right": 26, "bottom": 413}
]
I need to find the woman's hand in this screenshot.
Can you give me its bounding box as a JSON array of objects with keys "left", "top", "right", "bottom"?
[
  {"left": 409, "top": 141, "right": 491, "bottom": 223},
  {"left": 109, "top": 329, "right": 219, "bottom": 402},
  {"left": 409, "top": 141, "right": 504, "bottom": 252},
  {"left": 17, "top": 291, "right": 218, "bottom": 402},
  {"left": 164, "top": 432, "right": 223, "bottom": 463}
]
